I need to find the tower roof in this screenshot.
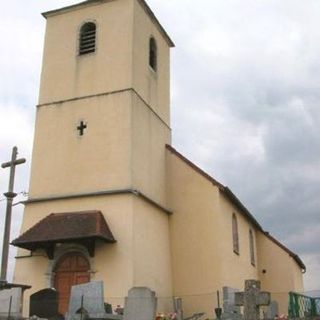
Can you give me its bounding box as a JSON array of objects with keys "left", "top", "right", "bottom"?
[{"left": 42, "top": 0, "right": 175, "bottom": 47}]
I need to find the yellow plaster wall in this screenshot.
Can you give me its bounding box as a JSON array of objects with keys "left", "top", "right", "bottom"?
[
  {"left": 32, "top": 0, "right": 172, "bottom": 204},
  {"left": 132, "top": 197, "right": 172, "bottom": 311},
  {"left": 131, "top": 93, "right": 171, "bottom": 207},
  {"left": 166, "top": 150, "right": 222, "bottom": 316},
  {"left": 14, "top": 255, "right": 48, "bottom": 311},
  {"left": 39, "top": 0, "right": 134, "bottom": 104},
  {"left": 217, "top": 192, "right": 259, "bottom": 288},
  {"left": 29, "top": 92, "right": 132, "bottom": 198},
  {"left": 132, "top": 0, "right": 171, "bottom": 125},
  {"left": 257, "top": 232, "right": 304, "bottom": 314},
  {"left": 166, "top": 150, "right": 260, "bottom": 293},
  {"left": 292, "top": 262, "right": 304, "bottom": 291},
  {"left": 39, "top": 0, "right": 172, "bottom": 126}
]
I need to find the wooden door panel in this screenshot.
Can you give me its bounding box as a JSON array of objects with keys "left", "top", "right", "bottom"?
[
  {"left": 54, "top": 253, "right": 90, "bottom": 315},
  {"left": 74, "top": 272, "right": 90, "bottom": 285},
  {"left": 76, "top": 256, "right": 90, "bottom": 270},
  {"left": 55, "top": 272, "right": 74, "bottom": 315}
]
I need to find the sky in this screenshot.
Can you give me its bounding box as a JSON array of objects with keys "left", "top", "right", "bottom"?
[{"left": 0, "top": 0, "right": 319, "bottom": 294}]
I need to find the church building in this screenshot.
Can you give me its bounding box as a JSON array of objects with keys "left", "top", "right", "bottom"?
[{"left": 12, "top": 0, "right": 305, "bottom": 317}]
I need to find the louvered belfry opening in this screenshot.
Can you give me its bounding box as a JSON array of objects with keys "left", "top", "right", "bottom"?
[
  {"left": 79, "top": 22, "right": 96, "bottom": 55},
  {"left": 149, "top": 37, "right": 157, "bottom": 71}
]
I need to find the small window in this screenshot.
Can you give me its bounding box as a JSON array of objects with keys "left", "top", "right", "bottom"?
[
  {"left": 249, "top": 229, "right": 255, "bottom": 266},
  {"left": 149, "top": 37, "right": 157, "bottom": 71},
  {"left": 232, "top": 214, "right": 239, "bottom": 254},
  {"left": 79, "top": 22, "right": 96, "bottom": 55}
]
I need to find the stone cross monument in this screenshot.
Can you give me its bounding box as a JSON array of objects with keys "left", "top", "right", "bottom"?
[
  {"left": 173, "top": 297, "right": 184, "bottom": 320},
  {"left": 235, "top": 280, "right": 270, "bottom": 320},
  {"left": 1, "top": 146, "right": 26, "bottom": 281}
]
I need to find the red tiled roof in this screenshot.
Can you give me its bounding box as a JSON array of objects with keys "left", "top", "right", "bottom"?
[
  {"left": 12, "top": 210, "right": 116, "bottom": 250},
  {"left": 166, "top": 144, "right": 306, "bottom": 271}
]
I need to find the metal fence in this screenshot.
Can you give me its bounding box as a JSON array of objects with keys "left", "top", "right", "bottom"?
[
  {"left": 288, "top": 292, "right": 320, "bottom": 318},
  {"left": 316, "top": 298, "right": 320, "bottom": 315}
]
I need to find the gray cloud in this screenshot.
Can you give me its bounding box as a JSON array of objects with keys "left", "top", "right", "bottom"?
[{"left": 155, "top": 0, "right": 320, "bottom": 288}]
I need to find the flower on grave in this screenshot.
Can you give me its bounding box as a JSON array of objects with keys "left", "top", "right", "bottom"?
[
  {"left": 156, "top": 312, "right": 178, "bottom": 320},
  {"left": 114, "top": 305, "right": 124, "bottom": 315},
  {"left": 170, "top": 312, "right": 177, "bottom": 320},
  {"left": 156, "top": 313, "right": 164, "bottom": 320}
]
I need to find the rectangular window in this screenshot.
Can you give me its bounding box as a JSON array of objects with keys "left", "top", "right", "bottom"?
[
  {"left": 249, "top": 229, "right": 255, "bottom": 266},
  {"left": 232, "top": 214, "right": 239, "bottom": 254}
]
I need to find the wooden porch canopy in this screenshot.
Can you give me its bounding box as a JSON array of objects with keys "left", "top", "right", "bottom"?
[{"left": 11, "top": 210, "right": 116, "bottom": 259}]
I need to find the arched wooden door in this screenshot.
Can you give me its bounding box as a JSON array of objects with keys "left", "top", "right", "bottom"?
[{"left": 54, "top": 253, "right": 90, "bottom": 315}]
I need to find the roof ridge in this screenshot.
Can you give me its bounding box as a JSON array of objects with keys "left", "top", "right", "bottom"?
[
  {"left": 165, "top": 144, "right": 262, "bottom": 230},
  {"left": 264, "top": 232, "right": 306, "bottom": 271},
  {"left": 165, "top": 144, "right": 225, "bottom": 189}
]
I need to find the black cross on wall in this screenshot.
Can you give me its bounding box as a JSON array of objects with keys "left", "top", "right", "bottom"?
[{"left": 77, "top": 121, "right": 87, "bottom": 136}]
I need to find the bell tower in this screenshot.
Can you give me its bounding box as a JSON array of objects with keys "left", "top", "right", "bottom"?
[
  {"left": 30, "top": 0, "right": 174, "bottom": 203},
  {"left": 14, "top": 0, "right": 174, "bottom": 311}
]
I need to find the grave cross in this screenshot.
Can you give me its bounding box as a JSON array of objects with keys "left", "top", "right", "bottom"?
[
  {"left": 235, "top": 280, "right": 270, "bottom": 320},
  {"left": 1, "top": 146, "right": 26, "bottom": 281},
  {"left": 173, "top": 297, "right": 184, "bottom": 320},
  {"left": 77, "top": 121, "right": 87, "bottom": 136}
]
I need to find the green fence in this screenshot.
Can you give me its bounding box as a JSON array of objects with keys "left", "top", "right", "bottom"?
[{"left": 288, "top": 292, "right": 320, "bottom": 318}]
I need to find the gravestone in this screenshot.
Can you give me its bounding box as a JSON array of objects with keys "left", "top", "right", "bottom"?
[
  {"left": 173, "top": 297, "right": 184, "bottom": 320},
  {"left": 0, "top": 288, "right": 22, "bottom": 319},
  {"left": 123, "top": 287, "right": 157, "bottom": 320},
  {"left": 235, "top": 280, "right": 270, "bottom": 320},
  {"left": 222, "top": 287, "right": 242, "bottom": 319},
  {"left": 67, "top": 281, "right": 121, "bottom": 320},
  {"left": 66, "top": 281, "right": 105, "bottom": 320},
  {"left": 29, "top": 288, "right": 59, "bottom": 318},
  {"left": 104, "top": 303, "right": 113, "bottom": 314},
  {"left": 265, "top": 301, "right": 279, "bottom": 319}
]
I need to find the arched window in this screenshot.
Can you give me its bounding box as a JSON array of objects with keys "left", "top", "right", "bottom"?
[
  {"left": 79, "top": 22, "right": 96, "bottom": 55},
  {"left": 249, "top": 229, "right": 255, "bottom": 266},
  {"left": 149, "top": 37, "right": 157, "bottom": 71},
  {"left": 232, "top": 214, "right": 239, "bottom": 254}
]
